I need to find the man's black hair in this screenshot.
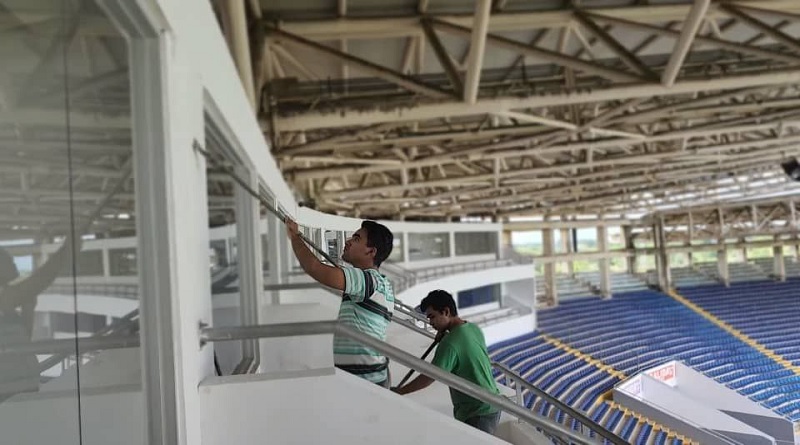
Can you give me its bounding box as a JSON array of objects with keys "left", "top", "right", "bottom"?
[
  {"left": 361, "top": 220, "right": 393, "bottom": 267},
  {"left": 420, "top": 289, "right": 458, "bottom": 316},
  {"left": 0, "top": 247, "right": 19, "bottom": 287}
]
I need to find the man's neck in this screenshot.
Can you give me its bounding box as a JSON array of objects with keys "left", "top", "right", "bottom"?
[{"left": 447, "top": 318, "right": 466, "bottom": 331}]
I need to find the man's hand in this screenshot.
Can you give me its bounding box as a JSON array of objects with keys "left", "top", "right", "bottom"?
[
  {"left": 285, "top": 217, "right": 301, "bottom": 241},
  {"left": 284, "top": 216, "right": 346, "bottom": 291}
]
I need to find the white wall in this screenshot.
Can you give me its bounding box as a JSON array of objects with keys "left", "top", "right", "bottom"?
[
  {"left": 482, "top": 314, "right": 536, "bottom": 346},
  {"left": 398, "top": 265, "right": 536, "bottom": 308},
  {"left": 258, "top": 303, "right": 336, "bottom": 373},
  {"left": 199, "top": 369, "right": 508, "bottom": 445}
]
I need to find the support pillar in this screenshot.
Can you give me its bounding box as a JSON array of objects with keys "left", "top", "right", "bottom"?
[
  {"left": 717, "top": 242, "right": 730, "bottom": 287},
  {"left": 560, "top": 228, "right": 573, "bottom": 276},
  {"left": 543, "top": 228, "right": 558, "bottom": 306},
  {"left": 740, "top": 237, "right": 748, "bottom": 263},
  {"left": 597, "top": 225, "right": 611, "bottom": 298},
  {"left": 773, "top": 234, "right": 786, "bottom": 282},
  {"left": 654, "top": 218, "right": 672, "bottom": 291},
  {"left": 687, "top": 212, "right": 694, "bottom": 267},
  {"left": 224, "top": 0, "right": 256, "bottom": 108},
  {"left": 623, "top": 225, "right": 636, "bottom": 274}
]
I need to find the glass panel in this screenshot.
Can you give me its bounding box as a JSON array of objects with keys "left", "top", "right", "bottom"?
[
  {"left": 408, "top": 232, "right": 450, "bottom": 261},
  {"left": 207, "top": 153, "right": 243, "bottom": 375},
  {"left": 0, "top": 0, "right": 79, "bottom": 439},
  {"left": 210, "top": 239, "right": 230, "bottom": 272},
  {"left": 386, "top": 232, "right": 403, "bottom": 262},
  {"left": 1, "top": 1, "right": 144, "bottom": 441},
  {"left": 457, "top": 284, "right": 499, "bottom": 309},
  {"left": 454, "top": 232, "right": 497, "bottom": 256},
  {"left": 325, "top": 230, "right": 340, "bottom": 263},
  {"left": 68, "top": 2, "right": 143, "bottom": 441}
]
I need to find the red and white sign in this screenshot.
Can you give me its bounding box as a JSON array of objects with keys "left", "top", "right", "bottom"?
[{"left": 647, "top": 362, "right": 677, "bottom": 386}]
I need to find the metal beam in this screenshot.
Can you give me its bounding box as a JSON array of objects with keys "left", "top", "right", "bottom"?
[
  {"left": 316, "top": 139, "right": 800, "bottom": 199},
  {"left": 721, "top": 4, "right": 800, "bottom": 53},
  {"left": 290, "top": 120, "right": 800, "bottom": 179},
  {"left": 266, "top": 27, "right": 450, "bottom": 99},
  {"left": 661, "top": 0, "right": 710, "bottom": 87},
  {"left": 273, "top": 1, "right": 800, "bottom": 40},
  {"left": 274, "top": 69, "right": 800, "bottom": 130},
  {"left": 430, "top": 18, "right": 641, "bottom": 83},
  {"left": 573, "top": 11, "right": 656, "bottom": 80},
  {"left": 586, "top": 11, "right": 800, "bottom": 65},
  {"left": 463, "top": 0, "right": 492, "bottom": 104},
  {"left": 420, "top": 19, "right": 463, "bottom": 98},
  {"left": 270, "top": 44, "right": 320, "bottom": 81}
]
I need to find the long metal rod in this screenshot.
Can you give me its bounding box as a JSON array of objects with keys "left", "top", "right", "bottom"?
[
  {"left": 492, "top": 362, "right": 628, "bottom": 445},
  {"left": 199, "top": 320, "right": 340, "bottom": 345},
  {"left": 198, "top": 321, "right": 594, "bottom": 444},
  {"left": 38, "top": 309, "right": 140, "bottom": 371},
  {"left": 661, "top": 0, "right": 711, "bottom": 87},
  {"left": 0, "top": 335, "right": 141, "bottom": 355},
  {"left": 193, "top": 140, "right": 337, "bottom": 264}
]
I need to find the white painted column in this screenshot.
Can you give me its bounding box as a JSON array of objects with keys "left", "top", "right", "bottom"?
[
  {"left": 543, "top": 228, "right": 558, "bottom": 306},
  {"left": 773, "top": 234, "right": 786, "bottom": 282},
  {"left": 449, "top": 231, "right": 456, "bottom": 258},
  {"left": 560, "top": 228, "right": 573, "bottom": 276},
  {"left": 623, "top": 225, "right": 636, "bottom": 274},
  {"left": 234, "top": 168, "right": 263, "bottom": 369},
  {"left": 654, "top": 220, "right": 672, "bottom": 291},
  {"left": 717, "top": 242, "right": 730, "bottom": 287},
  {"left": 135, "top": 55, "right": 212, "bottom": 445},
  {"left": 597, "top": 225, "right": 611, "bottom": 298},
  {"left": 224, "top": 0, "right": 256, "bottom": 108}
]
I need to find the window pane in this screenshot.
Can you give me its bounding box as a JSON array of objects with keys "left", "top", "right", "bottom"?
[
  {"left": 109, "top": 248, "right": 138, "bottom": 276},
  {"left": 408, "top": 233, "right": 450, "bottom": 260},
  {"left": 455, "top": 232, "right": 497, "bottom": 256}
]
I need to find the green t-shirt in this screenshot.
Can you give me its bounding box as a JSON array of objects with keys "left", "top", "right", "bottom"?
[{"left": 432, "top": 322, "right": 500, "bottom": 422}]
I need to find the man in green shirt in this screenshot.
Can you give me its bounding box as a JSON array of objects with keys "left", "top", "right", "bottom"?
[{"left": 392, "top": 290, "right": 501, "bottom": 435}]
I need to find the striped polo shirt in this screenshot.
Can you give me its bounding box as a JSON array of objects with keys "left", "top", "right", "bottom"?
[{"left": 333, "top": 266, "right": 394, "bottom": 384}]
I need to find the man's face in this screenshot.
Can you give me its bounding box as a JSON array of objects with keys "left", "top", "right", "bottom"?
[
  {"left": 342, "top": 228, "right": 375, "bottom": 265},
  {"left": 425, "top": 307, "right": 450, "bottom": 332}
]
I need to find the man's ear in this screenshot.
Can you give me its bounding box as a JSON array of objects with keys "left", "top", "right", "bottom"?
[{"left": 366, "top": 246, "right": 377, "bottom": 259}]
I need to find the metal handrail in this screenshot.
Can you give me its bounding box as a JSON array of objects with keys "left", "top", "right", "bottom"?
[
  {"left": 38, "top": 308, "right": 141, "bottom": 372},
  {"left": 198, "top": 320, "right": 595, "bottom": 445},
  {"left": 0, "top": 335, "right": 141, "bottom": 355},
  {"left": 492, "top": 362, "right": 628, "bottom": 445}
]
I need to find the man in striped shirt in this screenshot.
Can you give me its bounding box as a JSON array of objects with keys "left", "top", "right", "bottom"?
[{"left": 286, "top": 219, "right": 395, "bottom": 386}]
